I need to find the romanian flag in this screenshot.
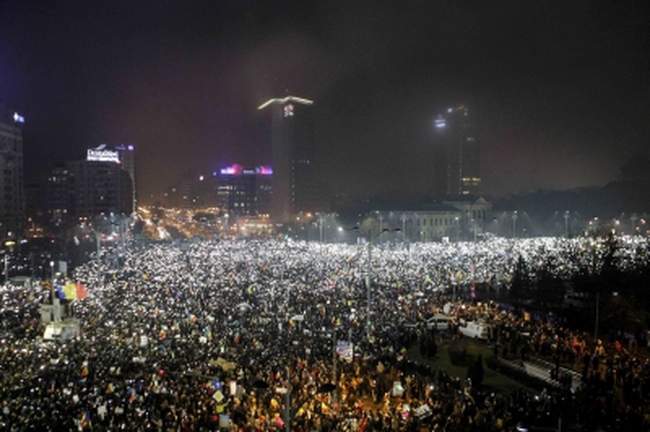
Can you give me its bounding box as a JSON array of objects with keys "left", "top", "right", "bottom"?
[
  {"left": 63, "top": 282, "right": 77, "bottom": 301},
  {"left": 76, "top": 281, "right": 88, "bottom": 300}
]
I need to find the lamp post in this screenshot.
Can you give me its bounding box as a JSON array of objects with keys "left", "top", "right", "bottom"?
[
  {"left": 365, "top": 226, "right": 401, "bottom": 339},
  {"left": 512, "top": 211, "right": 518, "bottom": 238},
  {"left": 564, "top": 210, "right": 570, "bottom": 238},
  {"left": 319, "top": 214, "right": 324, "bottom": 243},
  {"left": 49, "top": 260, "right": 56, "bottom": 319}
]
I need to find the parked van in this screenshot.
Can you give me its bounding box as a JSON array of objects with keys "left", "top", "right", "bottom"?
[
  {"left": 426, "top": 314, "right": 451, "bottom": 331},
  {"left": 458, "top": 321, "right": 490, "bottom": 340}
]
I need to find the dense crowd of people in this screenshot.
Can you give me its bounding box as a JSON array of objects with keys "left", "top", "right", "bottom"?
[{"left": 1, "top": 236, "right": 649, "bottom": 431}]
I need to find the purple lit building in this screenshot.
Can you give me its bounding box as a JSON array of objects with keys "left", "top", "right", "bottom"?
[{"left": 214, "top": 164, "right": 272, "bottom": 216}]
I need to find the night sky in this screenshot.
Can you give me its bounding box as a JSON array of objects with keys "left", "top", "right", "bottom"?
[{"left": 1, "top": 0, "right": 648, "bottom": 203}]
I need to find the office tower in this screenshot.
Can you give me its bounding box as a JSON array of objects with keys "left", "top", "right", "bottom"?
[
  {"left": 0, "top": 109, "right": 25, "bottom": 237},
  {"left": 214, "top": 164, "right": 272, "bottom": 216},
  {"left": 87, "top": 144, "right": 136, "bottom": 212},
  {"left": 67, "top": 160, "right": 133, "bottom": 217},
  {"left": 45, "top": 163, "right": 75, "bottom": 226},
  {"left": 258, "top": 96, "right": 318, "bottom": 222},
  {"left": 116, "top": 145, "right": 136, "bottom": 211},
  {"left": 434, "top": 105, "right": 481, "bottom": 196}
]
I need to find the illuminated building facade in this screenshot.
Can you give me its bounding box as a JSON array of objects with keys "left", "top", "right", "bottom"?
[
  {"left": 258, "top": 96, "right": 319, "bottom": 222},
  {"left": 115, "top": 145, "right": 136, "bottom": 212},
  {"left": 434, "top": 105, "right": 481, "bottom": 196},
  {"left": 214, "top": 164, "right": 272, "bottom": 216},
  {"left": 0, "top": 108, "right": 25, "bottom": 237},
  {"left": 45, "top": 163, "right": 75, "bottom": 226},
  {"left": 66, "top": 160, "right": 133, "bottom": 217},
  {"left": 87, "top": 144, "right": 136, "bottom": 212}
]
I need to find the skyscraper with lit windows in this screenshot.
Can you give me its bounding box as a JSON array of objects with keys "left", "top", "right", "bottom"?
[
  {"left": 258, "top": 96, "right": 318, "bottom": 222},
  {"left": 0, "top": 108, "right": 25, "bottom": 237},
  {"left": 115, "top": 144, "right": 136, "bottom": 212},
  {"left": 434, "top": 105, "right": 481, "bottom": 196}
]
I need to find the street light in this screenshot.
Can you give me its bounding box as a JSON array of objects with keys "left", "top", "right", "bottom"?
[
  {"left": 512, "top": 211, "right": 519, "bottom": 239},
  {"left": 564, "top": 210, "right": 570, "bottom": 238},
  {"left": 365, "top": 226, "right": 401, "bottom": 338}
]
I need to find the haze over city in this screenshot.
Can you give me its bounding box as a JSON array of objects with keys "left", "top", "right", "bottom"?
[
  {"left": 1, "top": 1, "right": 648, "bottom": 201},
  {"left": 1, "top": 2, "right": 650, "bottom": 431}
]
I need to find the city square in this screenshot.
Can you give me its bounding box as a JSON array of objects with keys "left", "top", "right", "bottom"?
[{"left": 1, "top": 1, "right": 649, "bottom": 431}]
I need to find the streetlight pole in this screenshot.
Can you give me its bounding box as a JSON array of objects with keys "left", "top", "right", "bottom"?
[
  {"left": 332, "top": 332, "right": 338, "bottom": 403},
  {"left": 49, "top": 260, "right": 58, "bottom": 322},
  {"left": 364, "top": 227, "right": 400, "bottom": 339},
  {"left": 319, "top": 214, "right": 324, "bottom": 243},
  {"left": 473, "top": 219, "right": 477, "bottom": 242},
  {"left": 366, "top": 241, "right": 372, "bottom": 338},
  {"left": 284, "top": 366, "right": 291, "bottom": 432},
  {"left": 3, "top": 254, "right": 8, "bottom": 282},
  {"left": 512, "top": 211, "right": 518, "bottom": 239},
  {"left": 94, "top": 231, "right": 101, "bottom": 256},
  {"left": 594, "top": 290, "right": 600, "bottom": 341},
  {"left": 564, "top": 210, "right": 570, "bottom": 238}
]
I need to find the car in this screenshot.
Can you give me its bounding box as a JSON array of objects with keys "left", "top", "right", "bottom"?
[{"left": 458, "top": 321, "right": 490, "bottom": 340}]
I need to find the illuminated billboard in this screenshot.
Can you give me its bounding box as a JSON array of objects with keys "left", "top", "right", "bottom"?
[
  {"left": 255, "top": 166, "right": 273, "bottom": 175},
  {"left": 219, "top": 164, "right": 273, "bottom": 176},
  {"left": 87, "top": 148, "right": 120, "bottom": 163}
]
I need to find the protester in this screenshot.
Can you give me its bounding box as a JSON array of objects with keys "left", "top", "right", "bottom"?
[{"left": 0, "top": 236, "right": 648, "bottom": 431}]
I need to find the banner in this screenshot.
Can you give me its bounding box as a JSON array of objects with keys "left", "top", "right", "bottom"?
[{"left": 336, "top": 340, "right": 353, "bottom": 362}]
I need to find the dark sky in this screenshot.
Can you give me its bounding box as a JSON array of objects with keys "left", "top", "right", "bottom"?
[{"left": 1, "top": 0, "right": 648, "bottom": 202}]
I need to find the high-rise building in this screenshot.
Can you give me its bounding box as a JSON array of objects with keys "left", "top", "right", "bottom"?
[
  {"left": 45, "top": 163, "right": 75, "bottom": 226},
  {"left": 214, "top": 164, "right": 272, "bottom": 216},
  {"left": 434, "top": 105, "right": 480, "bottom": 196},
  {"left": 67, "top": 160, "right": 133, "bottom": 217},
  {"left": 0, "top": 109, "right": 25, "bottom": 237},
  {"left": 87, "top": 144, "right": 136, "bottom": 212},
  {"left": 258, "top": 96, "right": 319, "bottom": 222},
  {"left": 116, "top": 145, "right": 136, "bottom": 211}
]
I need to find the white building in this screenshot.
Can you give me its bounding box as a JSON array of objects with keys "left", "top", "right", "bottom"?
[{"left": 369, "top": 197, "right": 492, "bottom": 242}]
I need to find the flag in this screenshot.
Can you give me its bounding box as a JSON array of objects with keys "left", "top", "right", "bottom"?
[
  {"left": 76, "top": 282, "right": 88, "bottom": 300},
  {"left": 55, "top": 284, "right": 65, "bottom": 300},
  {"left": 63, "top": 282, "right": 77, "bottom": 301}
]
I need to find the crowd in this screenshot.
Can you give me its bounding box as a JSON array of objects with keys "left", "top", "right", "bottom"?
[{"left": 1, "top": 236, "right": 649, "bottom": 431}]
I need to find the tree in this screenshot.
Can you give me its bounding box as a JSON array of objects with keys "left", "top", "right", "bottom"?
[
  {"left": 510, "top": 256, "right": 531, "bottom": 302},
  {"left": 534, "top": 256, "right": 566, "bottom": 309}
]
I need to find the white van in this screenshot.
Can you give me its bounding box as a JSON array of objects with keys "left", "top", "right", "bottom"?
[
  {"left": 426, "top": 314, "right": 451, "bottom": 331},
  {"left": 458, "top": 321, "right": 490, "bottom": 340}
]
